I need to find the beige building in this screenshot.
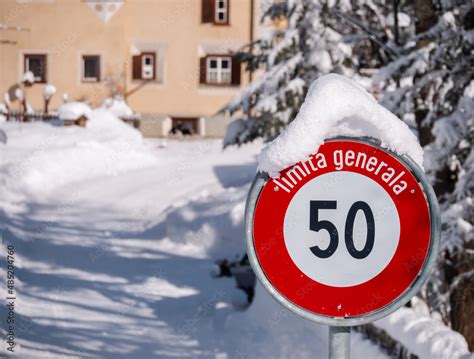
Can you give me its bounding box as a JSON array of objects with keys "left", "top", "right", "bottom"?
[{"left": 0, "top": 0, "right": 261, "bottom": 137}]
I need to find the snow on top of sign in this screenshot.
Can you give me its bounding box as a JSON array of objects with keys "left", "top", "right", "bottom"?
[{"left": 258, "top": 74, "right": 424, "bottom": 177}]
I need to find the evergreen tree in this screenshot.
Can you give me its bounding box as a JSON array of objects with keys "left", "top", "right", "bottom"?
[
  {"left": 225, "top": 0, "right": 473, "bottom": 347},
  {"left": 371, "top": 0, "right": 473, "bottom": 344}
]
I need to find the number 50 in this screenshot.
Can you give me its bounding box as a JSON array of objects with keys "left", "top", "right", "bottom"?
[{"left": 309, "top": 200, "right": 375, "bottom": 259}]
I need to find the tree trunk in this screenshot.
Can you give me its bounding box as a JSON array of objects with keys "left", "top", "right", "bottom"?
[
  {"left": 449, "top": 245, "right": 474, "bottom": 351},
  {"left": 415, "top": 0, "right": 437, "bottom": 49}
]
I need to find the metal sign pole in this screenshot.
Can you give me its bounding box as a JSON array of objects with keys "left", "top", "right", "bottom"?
[{"left": 329, "top": 326, "right": 350, "bottom": 359}]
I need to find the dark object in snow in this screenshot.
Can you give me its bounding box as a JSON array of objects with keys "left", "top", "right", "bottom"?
[
  {"left": 0, "top": 129, "right": 7, "bottom": 144},
  {"left": 212, "top": 254, "right": 256, "bottom": 305},
  {"left": 170, "top": 121, "right": 194, "bottom": 136},
  {"left": 63, "top": 115, "right": 88, "bottom": 128}
]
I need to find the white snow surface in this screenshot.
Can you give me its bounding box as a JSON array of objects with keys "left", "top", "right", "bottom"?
[
  {"left": 0, "top": 120, "right": 468, "bottom": 358},
  {"left": 0, "top": 122, "right": 390, "bottom": 358},
  {"left": 58, "top": 101, "right": 92, "bottom": 120},
  {"left": 258, "top": 74, "right": 424, "bottom": 177},
  {"left": 375, "top": 307, "right": 471, "bottom": 359},
  {"left": 0, "top": 109, "right": 157, "bottom": 213}
]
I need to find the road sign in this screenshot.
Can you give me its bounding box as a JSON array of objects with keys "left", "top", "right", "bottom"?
[{"left": 245, "top": 138, "right": 440, "bottom": 326}]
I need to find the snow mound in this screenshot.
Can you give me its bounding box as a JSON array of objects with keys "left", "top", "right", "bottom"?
[
  {"left": 375, "top": 307, "right": 471, "bottom": 359},
  {"left": 258, "top": 74, "right": 424, "bottom": 177},
  {"left": 58, "top": 101, "right": 92, "bottom": 120},
  {"left": 0, "top": 109, "right": 157, "bottom": 212},
  {"left": 100, "top": 96, "right": 134, "bottom": 118}
]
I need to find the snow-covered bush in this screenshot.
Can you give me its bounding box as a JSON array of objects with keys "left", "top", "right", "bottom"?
[
  {"left": 21, "top": 71, "right": 35, "bottom": 86},
  {"left": 43, "top": 84, "right": 56, "bottom": 113},
  {"left": 43, "top": 84, "right": 56, "bottom": 101},
  {"left": 100, "top": 96, "right": 134, "bottom": 118}
]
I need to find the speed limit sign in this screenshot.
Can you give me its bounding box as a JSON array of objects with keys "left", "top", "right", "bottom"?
[{"left": 245, "top": 138, "right": 440, "bottom": 326}]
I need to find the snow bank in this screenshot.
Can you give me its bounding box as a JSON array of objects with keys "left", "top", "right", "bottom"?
[
  {"left": 0, "top": 109, "right": 157, "bottom": 212},
  {"left": 375, "top": 307, "right": 471, "bottom": 359},
  {"left": 258, "top": 74, "right": 424, "bottom": 177},
  {"left": 58, "top": 101, "right": 92, "bottom": 120},
  {"left": 100, "top": 96, "right": 134, "bottom": 118}
]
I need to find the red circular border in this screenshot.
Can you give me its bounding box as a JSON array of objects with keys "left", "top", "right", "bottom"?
[{"left": 253, "top": 140, "right": 431, "bottom": 317}]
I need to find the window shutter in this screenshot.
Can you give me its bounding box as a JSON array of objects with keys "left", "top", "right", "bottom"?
[
  {"left": 231, "top": 56, "right": 241, "bottom": 86},
  {"left": 199, "top": 57, "right": 207, "bottom": 84},
  {"left": 201, "top": 0, "right": 214, "bottom": 23},
  {"left": 132, "top": 55, "right": 142, "bottom": 80},
  {"left": 96, "top": 57, "right": 101, "bottom": 81},
  {"left": 151, "top": 52, "right": 156, "bottom": 80}
]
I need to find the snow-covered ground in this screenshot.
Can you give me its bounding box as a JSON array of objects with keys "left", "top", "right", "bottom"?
[
  {"left": 0, "top": 119, "right": 389, "bottom": 358},
  {"left": 1, "top": 112, "right": 470, "bottom": 358}
]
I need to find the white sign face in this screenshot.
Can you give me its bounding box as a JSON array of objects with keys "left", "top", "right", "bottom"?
[{"left": 283, "top": 171, "right": 400, "bottom": 287}]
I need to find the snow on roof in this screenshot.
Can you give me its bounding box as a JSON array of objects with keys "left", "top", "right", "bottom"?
[
  {"left": 258, "top": 74, "right": 424, "bottom": 177},
  {"left": 58, "top": 101, "right": 92, "bottom": 121}
]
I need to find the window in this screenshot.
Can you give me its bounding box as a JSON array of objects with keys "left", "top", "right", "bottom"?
[
  {"left": 207, "top": 56, "right": 231, "bottom": 84},
  {"left": 82, "top": 55, "right": 100, "bottom": 82},
  {"left": 24, "top": 54, "right": 47, "bottom": 83},
  {"left": 132, "top": 52, "right": 156, "bottom": 80},
  {"left": 201, "top": 0, "right": 229, "bottom": 25},
  {"left": 199, "top": 55, "right": 240, "bottom": 86},
  {"left": 215, "top": 0, "right": 228, "bottom": 24}
]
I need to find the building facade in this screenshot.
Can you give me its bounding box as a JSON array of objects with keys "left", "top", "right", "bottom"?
[{"left": 0, "top": 0, "right": 260, "bottom": 137}]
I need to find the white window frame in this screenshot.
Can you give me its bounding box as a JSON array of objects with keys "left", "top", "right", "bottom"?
[
  {"left": 214, "top": 0, "right": 228, "bottom": 24},
  {"left": 206, "top": 56, "right": 231, "bottom": 85},
  {"left": 81, "top": 55, "right": 100, "bottom": 82}
]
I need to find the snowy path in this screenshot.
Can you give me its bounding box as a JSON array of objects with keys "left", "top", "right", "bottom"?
[{"left": 0, "top": 137, "right": 387, "bottom": 358}]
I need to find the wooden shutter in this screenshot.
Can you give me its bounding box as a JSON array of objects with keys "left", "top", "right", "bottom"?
[
  {"left": 231, "top": 56, "right": 241, "bottom": 85},
  {"left": 132, "top": 55, "right": 142, "bottom": 79},
  {"left": 150, "top": 52, "right": 156, "bottom": 80},
  {"left": 95, "top": 56, "right": 101, "bottom": 81},
  {"left": 201, "top": 0, "right": 214, "bottom": 23},
  {"left": 199, "top": 57, "right": 207, "bottom": 84}
]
